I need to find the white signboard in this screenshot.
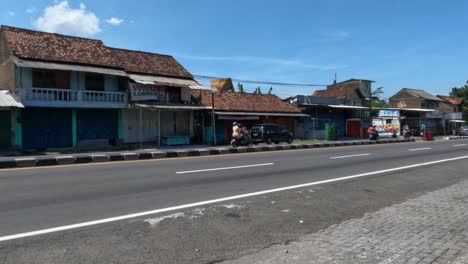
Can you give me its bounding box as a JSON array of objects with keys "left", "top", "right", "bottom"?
[
  {"left": 130, "top": 84, "right": 167, "bottom": 101},
  {"left": 378, "top": 110, "right": 399, "bottom": 117}
]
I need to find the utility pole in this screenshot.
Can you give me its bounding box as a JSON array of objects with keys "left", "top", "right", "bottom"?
[{"left": 211, "top": 92, "right": 216, "bottom": 145}]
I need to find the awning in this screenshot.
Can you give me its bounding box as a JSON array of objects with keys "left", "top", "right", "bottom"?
[
  {"left": 328, "top": 105, "right": 370, "bottom": 110},
  {"left": 218, "top": 115, "right": 259, "bottom": 120},
  {"left": 214, "top": 111, "right": 309, "bottom": 117},
  {"left": 12, "top": 57, "right": 127, "bottom": 77},
  {"left": 374, "top": 107, "right": 435, "bottom": 112},
  {"left": 129, "top": 74, "right": 200, "bottom": 87},
  {"left": 0, "top": 91, "right": 24, "bottom": 108},
  {"left": 134, "top": 103, "right": 211, "bottom": 111}
]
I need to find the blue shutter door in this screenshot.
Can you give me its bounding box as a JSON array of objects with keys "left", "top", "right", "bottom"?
[
  {"left": 22, "top": 108, "right": 72, "bottom": 149},
  {"left": 77, "top": 109, "right": 118, "bottom": 141}
]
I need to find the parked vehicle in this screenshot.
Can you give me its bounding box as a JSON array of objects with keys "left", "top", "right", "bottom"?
[
  {"left": 250, "top": 124, "right": 293, "bottom": 144},
  {"left": 459, "top": 125, "right": 468, "bottom": 136}
]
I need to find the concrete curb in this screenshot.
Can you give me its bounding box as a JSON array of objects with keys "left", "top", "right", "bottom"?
[
  {"left": 0, "top": 138, "right": 415, "bottom": 170},
  {"left": 444, "top": 136, "right": 468, "bottom": 140}
]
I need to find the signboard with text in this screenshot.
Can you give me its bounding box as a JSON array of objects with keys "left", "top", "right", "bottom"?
[
  {"left": 130, "top": 84, "right": 167, "bottom": 101},
  {"left": 378, "top": 110, "right": 399, "bottom": 117}
]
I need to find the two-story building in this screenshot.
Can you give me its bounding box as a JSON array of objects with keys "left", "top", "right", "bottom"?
[
  {"left": 389, "top": 88, "right": 447, "bottom": 135},
  {"left": 309, "top": 79, "right": 374, "bottom": 138},
  {"left": 0, "top": 25, "right": 202, "bottom": 150}
]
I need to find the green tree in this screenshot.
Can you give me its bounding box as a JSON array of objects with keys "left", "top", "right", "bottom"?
[
  {"left": 371, "top": 87, "right": 389, "bottom": 108},
  {"left": 237, "top": 83, "right": 245, "bottom": 93},
  {"left": 267, "top": 87, "right": 273, "bottom": 95},
  {"left": 450, "top": 81, "right": 468, "bottom": 117}
]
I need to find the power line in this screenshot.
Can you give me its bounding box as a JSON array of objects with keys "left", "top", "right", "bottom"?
[{"left": 193, "top": 75, "right": 328, "bottom": 87}]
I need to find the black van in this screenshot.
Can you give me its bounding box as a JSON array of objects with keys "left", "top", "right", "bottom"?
[{"left": 250, "top": 124, "right": 293, "bottom": 144}]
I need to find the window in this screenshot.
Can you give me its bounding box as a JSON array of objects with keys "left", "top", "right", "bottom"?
[
  {"left": 86, "top": 73, "right": 105, "bottom": 91},
  {"left": 32, "top": 69, "right": 56, "bottom": 88}
]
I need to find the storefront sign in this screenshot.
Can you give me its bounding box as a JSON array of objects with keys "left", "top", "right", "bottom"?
[
  {"left": 130, "top": 84, "right": 167, "bottom": 101},
  {"left": 378, "top": 110, "right": 399, "bottom": 117},
  {"left": 372, "top": 118, "right": 400, "bottom": 136}
]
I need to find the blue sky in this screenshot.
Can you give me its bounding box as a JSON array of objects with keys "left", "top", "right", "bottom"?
[{"left": 1, "top": 0, "right": 468, "bottom": 98}]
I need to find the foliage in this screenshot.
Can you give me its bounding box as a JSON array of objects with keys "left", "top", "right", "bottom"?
[
  {"left": 237, "top": 83, "right": 245, "bottom": 93},
  {"left": 450, "top": 81, "right": 468, "bottom": 116},
  {"left": 371, "top": 87, "right": 389, "bottom": 108},
  {"left": 254, "top": 86, "right": 262, "bottom": 94}
]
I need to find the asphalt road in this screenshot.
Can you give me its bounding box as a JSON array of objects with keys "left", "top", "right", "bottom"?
[
  {"left": 1, "top": 139, "right": 468, "bottom": 263},
  {"left": 0, "top": 139, "right": 467, "bottom": 238}
]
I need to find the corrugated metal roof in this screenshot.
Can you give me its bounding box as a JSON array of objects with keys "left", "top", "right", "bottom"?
[
  {"left": 13, "top": 57, "right": 128, "bottom": 77},
  {"left": 0, "top": 90, "right": 24, "bottom": 108},
  {"left": 129, "top": 74, "right": 199, "bottom": 87},
  {"left": 215, "top": 111, "right": 309, "bottom": 117}
]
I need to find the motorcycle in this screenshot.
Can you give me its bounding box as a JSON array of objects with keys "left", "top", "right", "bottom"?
[
  {"left": 369, "top": 131, "right": 379, "bottom": 140},
  {"left": 231, "top": 135, "right": 253, "bottom": 148}
]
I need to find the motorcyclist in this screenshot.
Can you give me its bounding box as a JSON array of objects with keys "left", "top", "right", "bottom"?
[
  {"left": 367, "top": 125, "right": 378, "bottom": 140},
  {"left": 232, "top": 122, "right": 240, "bottom": 141},
  {"left": 403, "top": 125, "right": 411, "bottom": 138}
]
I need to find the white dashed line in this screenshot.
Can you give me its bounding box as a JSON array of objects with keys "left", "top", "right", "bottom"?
[
  {"left": 454, "top": 144, "right": 467, "bottom": 147},
  {"left": 408, "top": 148, "right": 432, "bottom": 152},
  {"left": 176, "top": 163, "right": 275, "bottom": 174},
  {"left": 330, "top": 153, "right": 371, "bottom": 159}
]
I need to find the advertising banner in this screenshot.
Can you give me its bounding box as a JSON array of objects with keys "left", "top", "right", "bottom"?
[{"left": 130, "top": 84, "right": 167, "bottom": 101}]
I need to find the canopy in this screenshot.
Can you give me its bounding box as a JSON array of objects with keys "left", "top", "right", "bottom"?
[
  {"left": 12, "top": 57, "right": 127, "bottom": 77},
  {"left": 0, "top": 91, "right": 24, "bottom": 108},
  {"left": 129, "top": 74, "right": 199, "bottom": 87},
  {"left": 215, "top": 111, "right": 308, "bottom": 117}
]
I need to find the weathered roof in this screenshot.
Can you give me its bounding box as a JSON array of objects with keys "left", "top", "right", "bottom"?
[
  {"left": 192, "top": 90, "right": 301, "bottom": 113},
  {"left": 313, "top": 80, "right": 363, "bottom": 99},
  {"left": 401, "top": 88, "right": 443, "bottom": 101},
  {"left": 109, "top": 48, "right": 192, "bottom": 78},
  {"left": 0, "top": 90, "right": 24, "bottom": 108},
  {"left": 1, "top": 25, "right": 192, "bottom": 78},
  {"left": 437, "top": 95, "right": 464, "bottom": 105}
]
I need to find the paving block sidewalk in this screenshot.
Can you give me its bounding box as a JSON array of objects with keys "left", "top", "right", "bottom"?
[
  {"left": 0, "top": 138, "right": 413, "bottom": 169},
  {"left": 223, "top": 179, "right": 468, "bottom": 264}
]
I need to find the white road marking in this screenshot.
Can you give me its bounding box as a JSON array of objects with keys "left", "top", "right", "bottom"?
[
  {"left": 1, "top": 155, "right": 468, "bottom": 242},
  {"left": 176, "top": 163, "right": 275, "bottom": 174},
  {"left": 330, "top": 153, "right": 371, "bottom": 159},
  {"left": 408, "top": 147, "right": 432, "bottom": 152},
  {"left": 454, "top": 144, "right": 467, "bottom": 147}
]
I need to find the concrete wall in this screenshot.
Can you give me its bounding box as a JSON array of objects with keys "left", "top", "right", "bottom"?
[{"left": 0, "top": 61, "right": 15, "bottom": 91}]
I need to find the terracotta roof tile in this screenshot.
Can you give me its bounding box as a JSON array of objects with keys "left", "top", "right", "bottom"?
[
  {"left": 437, "top": 95, "right": 463, "bottom": 105},
  {"left": 1, "top": 25, "right": 192, "bottom": 78},
  {"left": 192, "top": 90, "right": 301, "bottom": 113},
  {"left": 312, "top": 81, "right": 362, "bottom": 99}
]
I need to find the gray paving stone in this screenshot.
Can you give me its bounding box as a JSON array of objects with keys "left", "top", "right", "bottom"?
[{"left": 223, "top": 180, "right": 468, "bottom": 264}]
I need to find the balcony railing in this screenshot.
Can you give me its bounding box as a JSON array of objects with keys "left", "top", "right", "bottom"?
[{"left": 20, "top": 88, "right": 127, "bottom": 108}]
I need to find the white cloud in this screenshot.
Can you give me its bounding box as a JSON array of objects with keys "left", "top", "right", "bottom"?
[
  {"left": 26, "top": 7, "right": 37, "bottom": 14},
  {"left": 106, "top": 17, "right": 123, "bottom": 26},
  {"left": 180, "top": 54, "right": 342, "bottom": 71},
  {"left": 34, "top": 1, "right": 101, "bottom": 36},
  {"left": 8, "top": 11, "right": 15, "bottom": 16},
  {"left": 320, "top": 31, "right": 352, "bottom": 41}
]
